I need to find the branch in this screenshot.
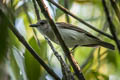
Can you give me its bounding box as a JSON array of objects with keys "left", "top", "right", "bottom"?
[
  {"left": 36, "top": 0, "right": 85, "bottom": 79},
  {"left": 96, "top": 47, "right": 101, "bottom": 71},
  {"left": 64, "top": 0, "right": 70, "bottom": 23},
  {"left": 23, "top": 0, "right": 41, "bottom": 47},
  {"left": 102, "top": 0, "right": 120, "bottom": 52},
  {"left": 81, "top": 49, "right": 95, "bottom": 69},
  {"left": 45, "top": 37, "right": 74, "bottom": 80},
  {"left": 47, "top": 0, "right": 114, "bottom": 40},
  {"left": 97, "top": 20, "right": 109, "bottom": 37},
  {"left": 32, "top": 0, "right": 41, "bottom": 20},
  {"left": 110, "top": 0, "right": 120, "bottom": 23}
]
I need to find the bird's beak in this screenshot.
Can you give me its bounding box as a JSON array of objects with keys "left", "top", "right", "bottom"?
[{"left": 29, "top": 24, "right": 39, "bottom": 27}]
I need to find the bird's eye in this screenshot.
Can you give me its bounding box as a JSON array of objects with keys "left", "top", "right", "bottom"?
[{"left": 40, "top": 22, "right": 45, "bottom": 25}]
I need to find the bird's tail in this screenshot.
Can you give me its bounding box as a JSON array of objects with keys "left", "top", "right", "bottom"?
[{"left": 99, "top": 41, "right": 115, "bottom": 50}]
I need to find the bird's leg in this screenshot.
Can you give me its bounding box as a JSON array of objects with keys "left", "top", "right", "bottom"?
[{"left": 71, "top": 45, "right": 79, "bottom": 53}]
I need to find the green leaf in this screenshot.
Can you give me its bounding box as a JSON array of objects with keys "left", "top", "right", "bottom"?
[
  {"left": 13, "top": 48, "right": 28, "bottom": 80},
  {"left": 24, "top": 37, "right": 47, "bottom": 80},
  {"left": 9, "top": 48, "right": 24, "bottom": 80}
]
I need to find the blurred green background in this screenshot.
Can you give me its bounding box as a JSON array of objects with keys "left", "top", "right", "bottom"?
[{"left": 0, "top": 0, "right": 120, "bottom": 80}]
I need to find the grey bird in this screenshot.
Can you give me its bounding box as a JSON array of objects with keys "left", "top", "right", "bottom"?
[{"left": 30, "top": 20, "right": 115, "bottom": 50}]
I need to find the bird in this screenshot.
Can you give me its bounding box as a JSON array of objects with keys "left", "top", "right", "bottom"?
[{"left": 30, "top": 20, "right": 115, "bottom": 50}]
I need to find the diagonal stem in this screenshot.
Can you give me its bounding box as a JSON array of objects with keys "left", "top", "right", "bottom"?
[
  {"left": 47, "top": 0, "right": 113, "bottom": 40},
  {"left": 110, "top": 0, "right": 120, "bottom": 23},
  {"left": 102, "top": 0, "right": 120, "bottom": 52}
]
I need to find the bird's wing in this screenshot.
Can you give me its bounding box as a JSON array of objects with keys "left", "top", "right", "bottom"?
[{"left": 56, "top": 22, "right": 100, "bottom": 40}]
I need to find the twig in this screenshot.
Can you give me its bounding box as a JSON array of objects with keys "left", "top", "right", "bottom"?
[
  {"left": 102, "top": 0, "right": 120, "bottom": 52},
  {"left": 99, "top": 50, "right": 108, "bottom": 58},
  {"left": 81, "top": 49, "right": 95, "bottom": 69},
  {"left": 97, "top": 47, "right": 101, "bottom": 71},
  {"left": 32, "top": 0, "right": 41, "bottom": 20},
  {"left": 97, "top": 20, "right": 109, "bottom": 37},
  {"left": 64, "top": 0, "right": 70, "bottom": 23},
  {"left": 47, "top": 0, "right": 114, "bottom": 40},
  {"left": 36, "top": 0, "right": 85, "bottom": 80},
  {"left": 110, "top": 0, "right": 120, "bottom": 23},
  {"left": 23, "top": 0, "right": 41, "bottom": 47},
  {"left": 45, "top": 37, "right": 74, "bottom": 80}
]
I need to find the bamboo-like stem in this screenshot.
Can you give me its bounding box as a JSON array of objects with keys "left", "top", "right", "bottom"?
[
  {"left": 102, "top": 0, "right": 120, "bottom": 52},
  {"left": 47, "top": 0, "right": 113, "bottom": 40},
  {"left": 23, "top": 0, "right": 41, "bottom": 47},
  {"left": 32, "top": 0, "right": 41, "bottom": 20},
  {"left": 110, "top": 0, "right": 120, "bottom": 23},
  {"left": 64, "top": 0, "right": 70, "bottom": 23}
]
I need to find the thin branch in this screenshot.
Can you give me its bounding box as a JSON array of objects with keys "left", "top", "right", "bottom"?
[
  {"left": 102, "top": 0, "right": 120, "bottom": 52},
  {"left": 97, "top": 47, "right": 101, "bottom": 71},
  {"left": 97, "top": 20, "right": 109, "bottom": 37},
  {"left": 36, "top": 0, "right": 85, "bottom": 80},
  {"left": 47, "top": 0, "right": 114, "bottom": 40},
  {"left": 110, "top": 0, "right": 120, "bottom": 23},
  {"left": 64, "top": 0, "right": 70, "bottom": 23},
  {"left": 45, "top": 37, "right": 74, "bottom": 80},
  {"left": 32, "top": 0, "right": 41, "bottom": 20},
  {"left": 23, "top": 0, "right": 41, "bottom": 47},
  {"left": 100, "top": 50, "right": 108, "bottom": 58},
  {"left": 81, "top": 49, "right": 95, "bottom": 69}
]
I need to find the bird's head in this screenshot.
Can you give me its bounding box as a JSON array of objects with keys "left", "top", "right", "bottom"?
[{"left": 30, "top": 20, "right": 49, "bottom": 30}]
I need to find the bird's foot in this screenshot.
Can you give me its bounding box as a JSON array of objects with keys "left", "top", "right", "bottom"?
[{"left": 71, "top": 45, "right": 79, "bottom": 53}]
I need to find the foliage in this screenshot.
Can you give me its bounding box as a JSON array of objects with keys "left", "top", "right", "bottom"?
[{"left": 0, "top": 0, "right": 120, "bottom": 80}]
